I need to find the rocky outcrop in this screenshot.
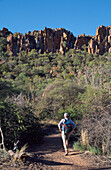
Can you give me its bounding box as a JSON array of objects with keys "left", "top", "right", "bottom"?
[
  {"left": 74, "top": 33, "right": 91, "bottom": 50},
  {"left": 74, "top": 25, "right": 111, "bottom": 55},
  {"left": 88, "top": 25, "right": 111, "bottom": 55},
  {"left": 1, "top": 25, "right": 111, "bottom": 55},
  {"left": 0, "top": 27, "right": 12, "bottom": 38},
  {"left": 5, "top": 27, "right": 76, "bottom": 55},
  {"left": 88, "top": 38, "right": 99, "bottom": 54}
]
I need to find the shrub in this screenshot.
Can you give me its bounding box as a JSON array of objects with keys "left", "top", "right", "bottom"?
[
  {"left": 80, "top": 88, "right": 111, "bottom": 155},
  {"left": 0, "top": 37, "right": 7, "bottom": 52},
  {"left": 73, "top": 142, "right": 86, "bottom": 152},
  {"left": 88, "top": 146, "right": 101, "bottom": 155},
  {"left": 57, "top": 104, "right": 85, "bottom": 121},
  {"left": 38, "top": 79, "right": 85, "bottom": 120},
  {"left": 0, "top": 94, "right": 43, "bottom": 150},
  {"left": 73, "top": 142, "right": 101, "bottom": 155}
]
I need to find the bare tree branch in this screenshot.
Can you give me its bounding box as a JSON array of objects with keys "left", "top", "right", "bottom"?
[{"left": 0, "top": 119, "right": 6, "bottom": 152}]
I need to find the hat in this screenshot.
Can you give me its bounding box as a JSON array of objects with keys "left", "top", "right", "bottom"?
[{"left": 64, "top": 113, "right": 69, "bottom": 117}]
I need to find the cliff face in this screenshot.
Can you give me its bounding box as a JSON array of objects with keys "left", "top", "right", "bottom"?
[
  {"left": 88, "top": 25, "right": 111, "bottom": 54},
  {"left": 0, "top": 25, "right": 111, "bottom": 55},
  {"left": 75, "top": 25, "right": 111, "bottom": 55},
  {"left": 4, "top": 27, "right": 76, "bottom": 55}
]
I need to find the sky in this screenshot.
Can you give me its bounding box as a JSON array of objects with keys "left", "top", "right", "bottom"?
[{"left": 0, "top": 0, "right": 111, "bottom": 37}]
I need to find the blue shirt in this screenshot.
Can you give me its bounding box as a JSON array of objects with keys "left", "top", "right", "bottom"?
[{"left": 58, "top": 118, "right": 76, "bottom": 130}]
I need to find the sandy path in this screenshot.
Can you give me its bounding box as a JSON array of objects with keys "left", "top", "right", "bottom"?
[
  {"left": 31, "top": 125, "right": 93, "bottom": 170},
  {"left": 0, "top": 125, "right": 111, "bottom": 169}
]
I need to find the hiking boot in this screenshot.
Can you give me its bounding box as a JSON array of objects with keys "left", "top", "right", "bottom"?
[{"left": 65, "top": 151, "right": 68, "bottom": 156}]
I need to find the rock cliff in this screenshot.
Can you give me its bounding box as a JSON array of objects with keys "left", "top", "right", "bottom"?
[
  {"left": 3, "top": 27, "right": 76, "bottom": 55},
  {"left": 88, "top": 25, "right": 111, "bottom": 54},
  {"left": 0, "top": 25, "right": 111, "bottom": 55},
  {"left": 75, "top": 25, "right": 111, "bottom": 55}
]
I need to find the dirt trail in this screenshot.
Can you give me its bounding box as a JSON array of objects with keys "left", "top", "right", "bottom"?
[
  {"left": 30, "top": 125, "right": 94, "bottom": 170},
  {"left": 1, "top": 125, "right": 110, "bottom": 170}
]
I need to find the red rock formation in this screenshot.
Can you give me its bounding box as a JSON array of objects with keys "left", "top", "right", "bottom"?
[
  {"left": 1, "top": 25, "right": 111, "bottom": 55},
  {"left": 88, "top": 38, "right": 99, "bottom": 54},
  {"left": 0, "top": 27, "right": 12, "bottom": 37},
  {"left": 88, "top": 25, "right": 111, "bottom": 55},
  {"left": 74, "top": 34, "right": 91, "bottom": 50},
  {"left": 5, "top": 27, "right": 76, "bottom": 55},
  {"left": 74, "top": 25, "right": 111, "bottom": 55}
]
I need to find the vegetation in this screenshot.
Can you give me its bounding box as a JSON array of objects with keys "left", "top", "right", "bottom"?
[
  {"left": 0, "top": 36, "right": 111, "bottom": 155},
  {"left": 73, "top": 142, "right": 101, "bottom": 155}
]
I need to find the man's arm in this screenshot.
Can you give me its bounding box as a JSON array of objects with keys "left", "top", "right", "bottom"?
[
  {"left": 58, "top": 119, "right": 64, "bottom": 132},
  {"left": 70, "top": 119, "right": 76, "bottom": 131}
]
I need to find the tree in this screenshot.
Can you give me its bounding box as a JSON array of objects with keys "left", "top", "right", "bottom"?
[
  {"left": 0, "top": 94, "right": 43, "bottom": 149},
  {"left": 0, "top": 37, "right": 7, "bottom": 52},
  {"left": 79, "top": 87, "right": 111, "bottom": 155},
  {"left": 38, "top": 79, "right": 85, "bottom": 119}
]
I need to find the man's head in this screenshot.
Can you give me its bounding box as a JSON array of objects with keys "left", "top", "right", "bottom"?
[{"left": 64, "top": 113, "right": 69, "bottom": 118}]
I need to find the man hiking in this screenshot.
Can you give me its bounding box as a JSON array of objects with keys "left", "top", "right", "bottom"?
[{"left": 58, "top": 113, "right": 76, "bottom": 156}]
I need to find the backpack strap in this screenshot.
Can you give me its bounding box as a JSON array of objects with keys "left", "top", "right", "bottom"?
[{"left": 64, "top": 118, "right": 69, "bottom": 122}]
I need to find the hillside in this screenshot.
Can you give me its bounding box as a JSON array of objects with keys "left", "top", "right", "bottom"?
[{"left": 0, "top": 25, "right": 111, "bottom": 168}]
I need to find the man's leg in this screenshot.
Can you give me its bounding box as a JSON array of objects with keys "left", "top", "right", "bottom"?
[
  {"left": 65, "top": 132, "right": 71, "bottom": 154},
  {"left": 65, "top": 139, "right": 68, "bottom": 156},
  {"left": 61, "top": 131, "right": 68, "bottom": 155},
  {"left": 66, "top": 139, "right": 68, "bottom": 150}
]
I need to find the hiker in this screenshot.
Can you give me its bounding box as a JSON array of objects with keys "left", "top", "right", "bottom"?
[{"left": 58, "top": 113, "right": 76, "bottom": 156}]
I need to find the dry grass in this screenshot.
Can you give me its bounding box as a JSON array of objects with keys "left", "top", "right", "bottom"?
[{"left": 40, "top": 119, "right": 58, "bottom": 125}]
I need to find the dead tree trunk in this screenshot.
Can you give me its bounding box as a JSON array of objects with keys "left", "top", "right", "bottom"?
[{"left": 0, "top": 119, "right": 6, "bottom": 152}]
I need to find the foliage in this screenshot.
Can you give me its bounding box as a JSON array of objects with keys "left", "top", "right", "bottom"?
[
  {"left": 37, "top": 79, "right": 85, "bottom": 120},
  {"left": 73, "top": 142, "right": 101, "bottom": 155},
  {"left": 57, "top": 104, "right": 85, "bottom": 122},
  {"left": 0, "top": 94, "right": 43, "bottom": 149},
  {"left": 0, "top": 37, "right": 7, "bottom": 52},
  {"left": 79, "top": 87, "right": 111, "bottom": 155},
  {"left": 0, "top": 149, "right": 10, "bottom": 159},
  {"left": 0, "top": 46, "right": 110, "bottom": 154},
  {"left": 73, "top": 141, "right": 86, "bottom": 152},
  {"left": 88, "top": 145, "right": 102, "bottom": 155}
]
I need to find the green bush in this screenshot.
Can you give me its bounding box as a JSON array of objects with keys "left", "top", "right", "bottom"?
[
  {"left": 57, "top": 104, "right": 85, "bottom": 121},
  {"left": 80, "top": 87, "right": 111, "bottom": 155},
  {"left": 88, "top": 146, "right": 102, "bottom": 155},
  {"left": 0, "top": 96, "right": 43, "bottom": 150},
  {"left": 73, "top": 142, "right": 86, "bottom": 152},
  {"left": 38, "top": 79, "right": 85, "bottom": 120},
  {"left": 0, "top": 37, "right": 7, "bottom": 52},
  {"left": 73, "top": 142, "right": 102, "bottom": 155}
]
